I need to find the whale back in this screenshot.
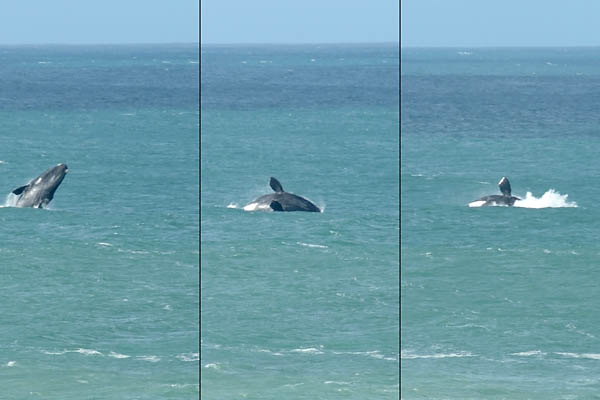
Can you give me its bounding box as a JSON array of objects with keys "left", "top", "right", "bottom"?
[{"left": 245, "top": 178, "right": 320, "bottom": 212}]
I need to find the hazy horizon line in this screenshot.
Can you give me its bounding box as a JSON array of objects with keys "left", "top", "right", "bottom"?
[
  {"left": 0, "top": 42, "right": 199, "bottom": 47},
  {"left": 401, "top": 44, "right": 600, "bottom": 49},
  {"left": 201, "top": 41, "right": 399, "bottom": 46}
]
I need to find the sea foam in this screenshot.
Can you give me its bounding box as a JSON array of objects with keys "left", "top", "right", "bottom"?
[
  {"left": 470, "top": 189, "right": 577, "bottom": 208},
  {"left": 513, "top": 189, "right": 577, "bottom": 208}
]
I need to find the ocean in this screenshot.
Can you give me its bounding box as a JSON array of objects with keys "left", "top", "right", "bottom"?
[
  {"left": 402, "top": 47, "right": 600, "bottom": 398},
  {"left": 200, "top": 44, "right": 400, "bottom": 398},
  {"left": 0, "top": 45, "right": 199, "bottom": 398}
]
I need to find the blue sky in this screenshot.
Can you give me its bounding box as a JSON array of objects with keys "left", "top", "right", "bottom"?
[
  {"left": 402, "top": 0, "right": 600, "bottom": 47},
  {"left": 0, "top": 1, "right": 199, "bottom": 44},
  {"left": 201, "top": 0, "right": 399, "bottom": 44}
]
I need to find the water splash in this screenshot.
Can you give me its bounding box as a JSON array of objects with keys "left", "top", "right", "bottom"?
[
  {"left": 316, "top": 201, "right": 326, "bottom": 213},
  {"left": 1, "top": 193, "right": 18, "bottom": 208},
  {"left": 514, "top": 189, "right": 577, "bottom": 208}
]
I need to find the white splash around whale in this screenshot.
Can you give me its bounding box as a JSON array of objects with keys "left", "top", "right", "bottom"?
[
  {"left": 469, "top": 189, "right": 577, "bottom": 208},
  {"left": 514, "top": 189, "right": 577, "bottom": 208},
  {"left": 1, "top": 193, "right": 18, "bottom": 208}
]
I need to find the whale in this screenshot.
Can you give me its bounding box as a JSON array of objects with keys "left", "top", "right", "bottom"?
[
  {"left": 469, "top": 177, "right": 521, "bottom": 207},
  {"left": 11, "top": 163, "right": 69, "bottom": 208},
  {"left": 244, "top": 177, "right": 321, "bottom": 212}
]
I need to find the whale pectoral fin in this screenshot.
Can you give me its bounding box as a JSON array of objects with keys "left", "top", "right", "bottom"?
[
  {"left": 498, "top": 177, "right": 512, "bottom": 196},
  {"left": 12, "top": 185, "right": 28, "bottom": 195},
  {"left": 270, "top": 200, "right": 284, "bottom": 211},
  {"left": 269, "top": 177, "right": 284, "bottom": 193}
]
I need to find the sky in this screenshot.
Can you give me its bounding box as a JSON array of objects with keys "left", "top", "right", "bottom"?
[
  {"left": 402, "top": 0, "right": 600, "bottom": 47},
  {"left": 201, "top": 0, "right": 399, "bottom": 44},
  {"left": 0, "top": 0, "right": 199, "bottom": 44}
]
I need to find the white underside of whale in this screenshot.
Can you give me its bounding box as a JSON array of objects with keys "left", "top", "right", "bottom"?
[
  {"left": 468, "top": 200, "right": 486, "bottom": 208},
  {"left": 242, "top": 202, "right": 273, "bottom": 212}
]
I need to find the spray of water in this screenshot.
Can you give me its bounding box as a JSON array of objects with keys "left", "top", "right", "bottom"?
[
  {"left": 2, "top": 193, "right": 18, "bottom": 208},
  {"left": 514, "top": 189, "right": 577, "bottom": 208}
]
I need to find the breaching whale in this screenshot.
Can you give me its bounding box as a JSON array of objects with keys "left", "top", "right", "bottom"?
[
  {"left": 244, "top": 177, "right": 321, "bottom": 212},
  {"left": 11, "top": 163, "right": 69, "bottom": 208},
  {"left": 469, "top": 177, "right": 521, "bottom": 207}
]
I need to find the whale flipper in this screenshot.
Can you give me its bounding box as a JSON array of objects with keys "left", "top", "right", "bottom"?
[
  {"left": 270, "top": 177, "right": 284, "bottom": 193},
  {"left": 12, "top": 185, "right": 29, "bottom": 195},
  {"left": 270, "top": 200, "right": 284, "bottom": 211},
  {"left": 470, "top": 176, "right": 520, "bottom": 207},
  {"left": 498, "top": 177, "right": 512, "bottom": 196}
]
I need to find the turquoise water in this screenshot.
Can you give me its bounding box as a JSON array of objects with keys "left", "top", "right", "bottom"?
[
  {"left": 201, "top": 44, "right": 399, "bottom": 398},
  {"left": 402, "top": 48, "right": 600, "bottom": 398},
  {"left": 0, "top": 45, "right": 199, "bottom": 398}
]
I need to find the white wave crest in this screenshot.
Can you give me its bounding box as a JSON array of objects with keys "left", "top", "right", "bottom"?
[
  {"left": 137, "top": 355, "right": 161, "bottom": 362},
  {"left": 291, "top": 347, "right": 324, "bottom": 354},
  {"left": 108, "top": 352, "right": 130, "bottom": 359},
  {"left": 297, "top": 242, "right": 328, "bottom": 249},
  {"left": 514, "top": 189, "right": 577, "bottom": 208},
  {"left": 555, "top": 352, "right": 600, "bottom": 360},
  {"left": 256, "top": 349, "right": 284, "bottom": 356},
  {"left": 511, "top": 350, "right": 546, "bottom": 356},
  {"left": 176, "top": 353, "right": 199, "bottom": 362},
  {"left": 75, "top": 348, "right": 103, "bottom": 356},
  {"left": 401, "top": 350, "right": 474, "bottom": 359}
]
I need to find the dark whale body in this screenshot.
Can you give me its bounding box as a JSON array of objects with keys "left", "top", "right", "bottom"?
[
  {"left": 11, "top": 163, "right": 69, "bottom": 208},
  {"left": 244, "top": 177, "right": 321, "bottom": 212},
  {"left": 469, "top": 177, "right": 521, "bottom": 207}
]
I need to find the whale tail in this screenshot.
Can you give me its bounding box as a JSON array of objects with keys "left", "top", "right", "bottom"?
[
  {"left": 498, "top": 177, "right": 512, "bottom": 196},
  {"left": 270, "top": 177, "right": 284, "bottom": 193}
]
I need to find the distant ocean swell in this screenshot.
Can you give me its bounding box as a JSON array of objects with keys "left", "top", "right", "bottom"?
[
  {"left": 39, "top": 349, "right": 199, "bottom": 362},
  {"left": 402, "top": 350, "right": 600, "bottom": 361}
]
